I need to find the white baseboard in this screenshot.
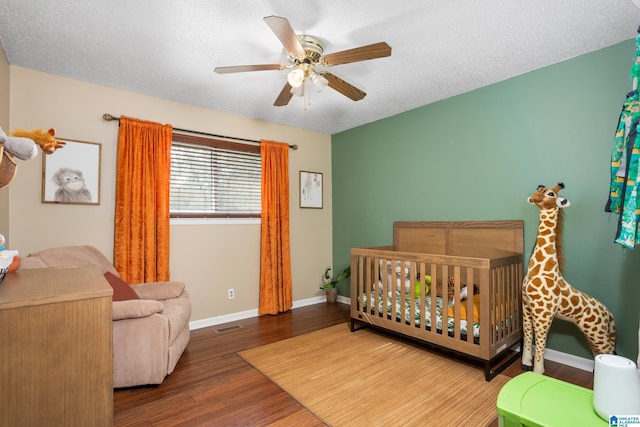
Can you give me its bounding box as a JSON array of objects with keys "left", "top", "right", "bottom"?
[
  {"left": 509, "top": 345, "right": 594, "bottom": 372},
  {"left": 189, "top": 296, "right": 593, "bottom": 372},
  {"left": 189, "top": 295, "right": 349, "bottom": 331},
  {"left": 543, "top": 347, "right": 594, "bottom": 372}
]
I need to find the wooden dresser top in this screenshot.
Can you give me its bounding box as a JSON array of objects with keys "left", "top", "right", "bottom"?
[{"left": 0, "top": 266, "right": 112, "bottom": 310}]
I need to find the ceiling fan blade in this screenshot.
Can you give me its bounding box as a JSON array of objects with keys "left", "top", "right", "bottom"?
[
  {"left": 320, "top": 72, "right": 366, "bottom": 101},
  {"left": 274, "top": 82, "right": 294, "bottom": 107},
  {"left": 214, "top": 64, "right": 284, "bottom": 74},
  {"left": 322, "top": 42, "right": 392, "bottom": 66},
  {"left": 263, "top": 15, "right": 305, "bottom": 58}
]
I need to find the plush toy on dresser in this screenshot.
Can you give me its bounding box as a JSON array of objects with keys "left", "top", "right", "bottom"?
[{"left": 0, "top": 233, "right": 20, "bottom": 283}]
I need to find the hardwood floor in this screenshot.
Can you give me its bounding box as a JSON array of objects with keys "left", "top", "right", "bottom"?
[{"left": 113, "top": 302, "right": 593, "bottom": 427}]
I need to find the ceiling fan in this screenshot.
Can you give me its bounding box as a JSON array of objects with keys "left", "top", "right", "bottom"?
[{"left": 214, "top": 15, "right": 392, "bottom": 107}]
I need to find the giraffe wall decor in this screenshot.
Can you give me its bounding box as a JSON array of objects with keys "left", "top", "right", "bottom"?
[{"left": 522, "top": 183, "right": 616, "bottom": 374}]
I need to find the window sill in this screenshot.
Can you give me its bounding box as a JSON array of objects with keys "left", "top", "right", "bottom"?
[{"left": 171, "top": 217, "right": 260, "bottom": 226}]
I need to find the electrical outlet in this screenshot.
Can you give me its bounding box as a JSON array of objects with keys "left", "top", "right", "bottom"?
[{"left": 227, "top": 288, "right": 235, "bottom": 300}]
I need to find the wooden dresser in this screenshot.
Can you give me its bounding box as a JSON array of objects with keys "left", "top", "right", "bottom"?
[{"left": 0, "top": 266, "right": 113, "bottom": 426}]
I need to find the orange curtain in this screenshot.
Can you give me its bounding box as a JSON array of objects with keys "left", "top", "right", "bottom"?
[
  {"left": 114, "top": 116, "right": 173, "bottom": 283},
  {"left": 259, "top": 140, "right": 292, "bottom": 315}
]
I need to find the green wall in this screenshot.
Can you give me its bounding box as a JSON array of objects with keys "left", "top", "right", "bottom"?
[{"left": 332, "top": 39, "right": 640, "bottom": 361}]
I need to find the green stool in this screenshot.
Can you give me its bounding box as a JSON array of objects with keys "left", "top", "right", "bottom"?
[{"left": 497, "top": 372, "right": 608, "bottom": 427}]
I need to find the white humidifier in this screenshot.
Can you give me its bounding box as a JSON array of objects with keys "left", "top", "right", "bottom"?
[{"left": 593, "top": 354, "right": 640, "bottom": 420}]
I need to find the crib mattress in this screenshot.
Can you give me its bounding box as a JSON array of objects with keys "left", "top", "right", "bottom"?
[{"left": 362, "top": 290, "right": 480, "bottom": 338}]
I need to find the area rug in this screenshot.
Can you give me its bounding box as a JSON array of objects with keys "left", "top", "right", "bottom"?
[{"left": 238, "top": 323, "right": 508, "bottom": 427}]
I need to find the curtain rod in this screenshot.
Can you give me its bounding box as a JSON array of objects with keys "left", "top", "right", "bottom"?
[{"left": 102, "top": 114, "right": 298, "bottom": 150}]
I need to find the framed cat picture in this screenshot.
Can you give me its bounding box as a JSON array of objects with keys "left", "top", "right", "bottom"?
[{"left": 42, "top": 139, "right": 101, "bottom": 205}]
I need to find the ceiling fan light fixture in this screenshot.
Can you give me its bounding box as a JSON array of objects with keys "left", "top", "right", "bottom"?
[
  {"left": 311, "top": 72, "right": 329, "bottom": 92},
  {"left": 287, "top": 68, "right": 305, "bottom": 88},
  {"left": 290, "top": 83, "right": 304, "bottom": 97}
]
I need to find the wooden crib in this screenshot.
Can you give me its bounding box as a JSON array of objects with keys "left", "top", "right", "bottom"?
[{"left": 350, "top": 220, "right": 524, "bottom": 381}]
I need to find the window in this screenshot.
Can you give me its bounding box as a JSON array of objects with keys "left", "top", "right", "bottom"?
[{"left": 170, "top": 133, "right": 261, "bottom": 218}]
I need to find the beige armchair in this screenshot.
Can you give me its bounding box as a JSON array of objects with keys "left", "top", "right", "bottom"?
[{"left": 20, "top": 245, "right": 191, "bottom": 388}]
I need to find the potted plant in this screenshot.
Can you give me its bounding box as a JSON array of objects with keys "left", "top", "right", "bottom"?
[{"left": 320, "top": 266, "right": 351, "bottom": 303}]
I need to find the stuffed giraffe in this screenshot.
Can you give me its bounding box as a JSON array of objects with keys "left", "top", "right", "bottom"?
[{"left": 522, "top": 183, "right": 616, "bottom": 374}]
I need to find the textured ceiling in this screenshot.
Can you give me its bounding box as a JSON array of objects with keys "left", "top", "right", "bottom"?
[{"left": 0, "top": 1, "right": 639, "bottom": 135}]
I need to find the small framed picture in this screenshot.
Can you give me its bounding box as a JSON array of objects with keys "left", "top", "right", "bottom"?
[
  {"left": 42, "top": 138, "right": 101, "bottom": 205},
  {"left": 300, "top": 171, "right": 323, "bottom": 209}
]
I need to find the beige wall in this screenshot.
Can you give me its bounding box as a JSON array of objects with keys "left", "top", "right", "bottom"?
[
  {"left": 7, "top": 66, "right": 333, "bottom": 322},
  {"left": 0, "top": 42, "right": 10, "bottom": 237},
  {"left": 0, "top": 43, "right": 8, "bottom": 127}
]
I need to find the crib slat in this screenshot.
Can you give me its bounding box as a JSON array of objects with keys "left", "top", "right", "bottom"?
[
  {"left": 361, "top": 256, "right": 367, "bottom": 312},
  {"left": 432, "top": 265, "right": 440, "bottom": 335},
  {"left": 496, "top": 266, "right": 504, "bottom": 343},
  {"left": 465, "top": 267, "right": 474, "bottom": 344},
  {"left": 430, "top": 264, "right": 438, "bottom": 336},
  {"left": 397, "top": 258, "right": 406, "bottom": 325},
  {"left": 371, "top": 257, "right": 379, "bottom": 317},
  {"left": 419, "top": 262, "right": 426, "bottom": 330},
  {"left": 478, "top": 266, "right": 491, "bottom": 359},
  {"left": 408, "top": 261, "right": 416, "bottom": 327},
  {"left": 494, "top": 266, "right": 500, "bottom": 342},
  {"left": 389, "top": 259, "right": 396, "bottom": 322},
  {"left": 452, "top": 265, "right": 461, "bottom": 340}
]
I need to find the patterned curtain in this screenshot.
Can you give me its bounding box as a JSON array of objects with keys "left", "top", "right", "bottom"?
[
  {"left": 114, "top": 116, "right": 173, "bottom": 283},
  {"left": 259, "top": 140, "right": 292, "bottom": 315}
]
